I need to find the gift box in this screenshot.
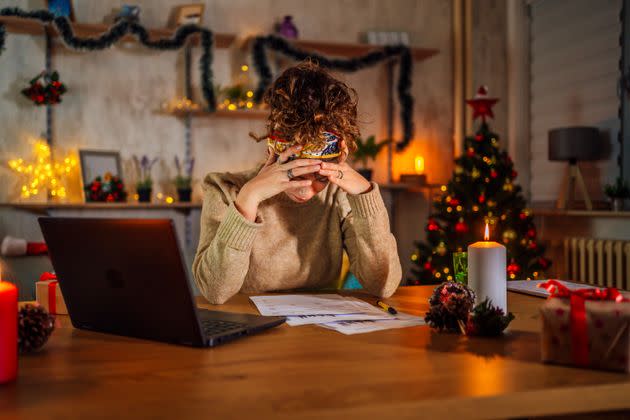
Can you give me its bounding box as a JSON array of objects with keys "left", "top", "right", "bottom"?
[
  {"left": 540, "top": 280, "right": 630, "bottom": 373},
  {"left": 35, "top": 272, "right": 67, "bottom": 315}
]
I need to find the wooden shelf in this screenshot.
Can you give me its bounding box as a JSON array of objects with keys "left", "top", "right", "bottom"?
[
  {"left": 532, "top": 208, "right": 630, "bottom": 218},
  {"left": 0, "top": 202, "right": 202, "bottom": 215},
  {"left": 166, "top": 108, "right": 269, "bottom": 119},
  {"left": 0, "top": 16, "right": 236, "bottom": 48},
  {"left": 242, "top": 36, "right": 439, "bottom": 61}
]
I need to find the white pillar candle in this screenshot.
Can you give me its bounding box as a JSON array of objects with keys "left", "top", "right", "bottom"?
[{"left": 467, "top": 223, "right": 507, "bottom": 312}]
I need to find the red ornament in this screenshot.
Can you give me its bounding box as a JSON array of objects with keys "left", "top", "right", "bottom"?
[
  {"left": 466, "top": 148, "right": 475, "bottom": 157},
  {"left": 427, "top": 219, "right": 440, "bottom": 232},
  {"left": 478, "top": 193, "right": 486, "bottom": 204},
  {"left": 466, "top": 85, "right": 499, "bottom": 122},
  {"left": 475, "top": 134, "right": 483, "bottom": 142},
  {"left": 448, "top": 198, "right": 460, "bottom": 207},
  {"left": 507, "top": 259, "right": 521, "bottom": 275},
  {"left": 490, "top": 169, "right": 498, "bottom": 179},
  {"left": 538, "top": 257, "right": 550, "bottom": 269},
  {"left": 511, "top": 170, "right": 518, "bottom": 179},
  {"left": 519, "top": 211, "right": 528, "bottom": 221},
  {"left": 423, "top": 262, "right": 433, "bottom": 271},
  {"left": 455, "top": 219, "right": 469, "bottom": 234},
  {"left": 526, "top": 227, "right": 536, "bottom": 239},
  {"left": 528, "top": 241, "right": 538, "bottom": 250}
]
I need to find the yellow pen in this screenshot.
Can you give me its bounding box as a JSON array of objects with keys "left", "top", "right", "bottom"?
[{"left": 376, "top": 300, "right": 398, "bottom": 315}]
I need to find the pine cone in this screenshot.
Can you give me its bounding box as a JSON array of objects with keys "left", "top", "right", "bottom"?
[
  {"left": 425, "top": 281, "right": 476, "bottom": 333},
  {"left": 466, "top": 298, "right": 515, "bottom": 337},
  {"left": 18, "top": 304, "right": 55, "bottom": 354}
]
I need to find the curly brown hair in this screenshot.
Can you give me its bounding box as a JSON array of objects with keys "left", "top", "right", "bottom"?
[{"left": 250, "top": 61, "right": 359, "bottom": 153}]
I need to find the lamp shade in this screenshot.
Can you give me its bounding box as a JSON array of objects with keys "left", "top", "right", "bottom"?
[{"left": 548, "top": 126, "right": 601, "bottom": 162}]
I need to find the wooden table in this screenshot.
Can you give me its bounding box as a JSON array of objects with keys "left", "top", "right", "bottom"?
[{"left": 3, "top": 287, "right": 630, "bottom": 419}]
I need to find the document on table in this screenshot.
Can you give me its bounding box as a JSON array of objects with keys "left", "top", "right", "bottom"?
[{"left": 250, "top": 294, "right": 426, "bottom": 334}]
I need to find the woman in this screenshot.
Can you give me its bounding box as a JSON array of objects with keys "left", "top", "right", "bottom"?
[{"left": 193, "top": 61, "right": 401, "bottom": 304}]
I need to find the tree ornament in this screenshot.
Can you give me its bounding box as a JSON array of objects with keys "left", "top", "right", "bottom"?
[
  {"left": 466, "top": 148, "right": 475, "bottom": 157},
  {"left": 511, "top": 170, "right": 518, "bottom": 179},
  {"left": 520, "top": 208, "right": 532, "bottom": 219},
  {"left": 454, "top": 165, "right": 464, "bottom": 175},
  {"left": 465, "top": 298, "right": 515, "bottom": 337},
  {"left": 528, "top": 241, "right": 538, "bottom": 250},
  {"left": 502, "top": 229, "right": 517, "bottom": 243},
  {"left": 425, "top": 282, "right": 476, "bottom": 333},
  {"left": 466, "top": 85, "right": 499, "bottom": 122},
  {"left": 487, "top": 199, "right": 496, "bottom": 208},
  {"left": 423, "top": 261, "right": 433, "bottom": 271},
  {"left": 490, "top": 169, "right": 498, "bottom": 179},
  {"left": 427, "top": 219, "right": 440, "bottom": 232},
  {"left": 454, "top": 218, "right": 469, "bottom": 234},
  {"left": 472, "top": 167, "right": 480, "bottom": 179},
  {"left": 21, "top": 70, "right": 67, "bottom": 106},
  {"left": 503, "top": 182, "right": 514, "bottom": 192},
  {"left": 538, "top": 257, "right": 551, "bottom": 270},
  {"left": 448, "top": 197, "right": 460, "bottom": 207},
  {"left": 507, "top": 259, "right": 521, "bottom": 276},
  {"left": 475, "top": 134, "right": 483, "bottom": 142},
  {"left": 526, "top": 227, "right": 537, "bottom": 239},
  {"left": 18, "top": 304, "right": 55, "bottom": 354},
  {"left": 436, "top": 242, "right": 447, "bottom": 256},
  {"left": 478, "top": 192, "right": 486, "bottom": 203}
]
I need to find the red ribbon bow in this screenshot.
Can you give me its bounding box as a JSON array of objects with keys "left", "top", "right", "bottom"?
[
  {"left": 39, "top": 272, "right": 58, "bottom": 314},
  {"left": 539, "top": 280, "right": 628, "bottom": 366}
]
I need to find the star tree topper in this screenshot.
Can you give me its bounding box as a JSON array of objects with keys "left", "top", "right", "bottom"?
[{"left": 466, "top": 85, "right": 499, "bottom": 122}]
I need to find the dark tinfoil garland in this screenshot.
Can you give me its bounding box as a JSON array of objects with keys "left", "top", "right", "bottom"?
[
  {"left": 0, "top": 7, "right": 216, "bottom": 110},
  {"left": 251, "top": 35, "right": 415, "bottom": 151}
]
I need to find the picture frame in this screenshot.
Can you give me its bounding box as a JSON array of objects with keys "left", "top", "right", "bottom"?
[
  {"left": 79, "top": 149, "right": 123, "bottom": 190},
  {"left": 170, "top": 3, "right": 205, "bottom": 27},
  {"left": 46, "top": 0, "right": 75, "bottom": 22}
]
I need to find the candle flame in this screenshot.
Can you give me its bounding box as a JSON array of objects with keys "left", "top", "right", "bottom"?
[
  {"left": 484, "top": 222, "right": 490, "bottom": 241},
  {"left": 414, "top": 156, "right": 425, "bottom": 174}
]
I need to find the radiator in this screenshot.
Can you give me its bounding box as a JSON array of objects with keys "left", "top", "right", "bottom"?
[{"left": 564, "top": 237, "right": 630, "bottom": 290}]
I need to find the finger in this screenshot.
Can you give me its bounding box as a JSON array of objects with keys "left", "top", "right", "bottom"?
[
  {"left": 263, "top": 147, "right": 277, "bottom": 167},
  {"left": 320, "top": 161, "right": 343, "bottom": 171},
  {"left": 318, "top": 169, "right": 341, "bottom": 177},
  {"left": 278, "top": 144, "right": 302, "bottom": 164},
  {"left": 283, "top": 158, "right": 322, "bottom": 169},
  {"left": 284, "top": 179, "right": 312, "bottom": 188},
  {"left": 339, "top": 139, "right": 349, "bottom": 163},
  {"left": 290, "top": 164, "right": 322, "bottom": 177}
]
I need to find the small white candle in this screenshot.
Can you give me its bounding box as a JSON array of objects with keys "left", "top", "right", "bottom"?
[{"left": 467, "top": 223, "right": 507, "bottom": 312}]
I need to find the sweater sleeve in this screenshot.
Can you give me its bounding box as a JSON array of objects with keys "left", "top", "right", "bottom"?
[
  {"left": 192, "top": 180, "right": 262, "bottom": 304},
  {"left": 340, "top": 183, "right": 402, "bottom": 297}
]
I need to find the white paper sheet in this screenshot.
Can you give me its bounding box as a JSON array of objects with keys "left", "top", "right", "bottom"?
[
  {"left": 320, "top": 313, "right": 426, "bottom": 335},
  {"left": 285, "top": 313, "right": 392, "bottom": 326},
  {"left": 250, "top": 294, "right": 387, "bottom": 316}
]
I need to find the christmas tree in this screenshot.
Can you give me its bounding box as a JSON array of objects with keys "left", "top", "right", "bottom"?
[{"left": 409, "top": 86, "right": 551, "bottom": 285}]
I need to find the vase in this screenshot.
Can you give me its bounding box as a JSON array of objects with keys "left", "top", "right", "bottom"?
[
  {"left": 612, "top": 198, "right": 625, "bottom": 212},
  {"left": 357, "top": 168, "right": 373, "bottom": 181},
  {"left": 137, "top": 188, "right": 152, "bottom": 203},
  {"left": 177, "top": 188, "right": 192, "bottom": 203}
]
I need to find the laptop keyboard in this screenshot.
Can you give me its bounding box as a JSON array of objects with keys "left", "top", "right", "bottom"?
[{"left": 200, "top": 319, "right": 245, "bottom": 336}]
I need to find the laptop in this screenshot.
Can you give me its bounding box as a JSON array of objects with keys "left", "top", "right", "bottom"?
[{"left": 38, "top": 217, "right": 285, "bottom": 347}]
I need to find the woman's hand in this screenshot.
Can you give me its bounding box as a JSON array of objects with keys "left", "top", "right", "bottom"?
[
  {"left": 235, "top": 145, "right": 322, "bottom": 221},
  {"left": 318, "top": 139, "right": 372, "bottom": 195}
]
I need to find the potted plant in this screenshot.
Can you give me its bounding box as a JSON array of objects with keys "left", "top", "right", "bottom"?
[
  {"left": 133, "top": 155, "right": 158, "bottom": 203},
  {"left": 604, "top": 177, "right": 630, "bottom": 211},
  {"left": 174, "top": 156, "right": 195, "bottom": 202},
  {"left": 352, "top": 135, "right": 391, "bottom": 181}
]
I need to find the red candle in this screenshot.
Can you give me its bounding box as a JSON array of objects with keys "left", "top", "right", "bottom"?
[{"left": 0, "top": 278, "right": 18, "bottom": 384}]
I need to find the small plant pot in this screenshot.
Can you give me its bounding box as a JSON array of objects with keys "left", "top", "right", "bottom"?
[
  {"left": 177, "top": 188, "right": 192, "bottom": 203},
  {"left": 611, "top": 198, "right": 626, "bottom": 212},
  {"left": 357, "top": 168, "right": 373, "bottom": 182},
  {"left": 137, "top": 188, "right": 152, "bottom": 203}
]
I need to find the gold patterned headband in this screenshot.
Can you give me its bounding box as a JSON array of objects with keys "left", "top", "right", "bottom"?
[{"left": 267, "top": 131, "right": 342, "bottom": 159}]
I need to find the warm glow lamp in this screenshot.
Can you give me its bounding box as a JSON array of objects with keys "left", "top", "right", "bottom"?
[{"left": 400, "top": 155, "right": 427, "bottom": 185}]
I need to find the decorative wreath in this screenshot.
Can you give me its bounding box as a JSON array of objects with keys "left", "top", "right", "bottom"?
[{"left": 21, "top": 71, "right": 67, "bottom": 106}]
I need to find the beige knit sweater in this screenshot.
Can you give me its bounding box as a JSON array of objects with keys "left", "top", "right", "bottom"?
[{"left": 192, "top": 165, "right": 402, "bottom": 304}]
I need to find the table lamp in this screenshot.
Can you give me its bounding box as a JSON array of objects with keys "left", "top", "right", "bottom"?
[
  {"left": 548, "top": 126, "right": 601, "bottom": 210},
  {"left": 400, "top": 155, "right": 427, "bottom": 185}
]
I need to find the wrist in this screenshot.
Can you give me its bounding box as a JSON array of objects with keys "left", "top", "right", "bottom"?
[{"left": 235, "top": 186, "right": 260, "bottom": 222}]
